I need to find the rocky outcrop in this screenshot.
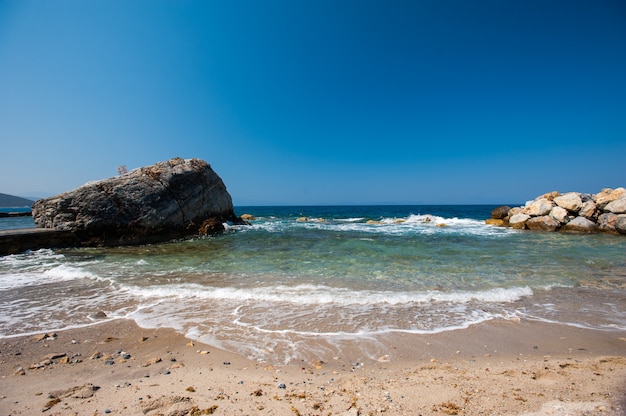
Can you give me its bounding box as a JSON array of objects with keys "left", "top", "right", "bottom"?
[
  {"left": 32, "top": 157, "right": 245, "bottom": 247},
  {"left": 488, "top": 187, "right": 626, "bottom": 234}
]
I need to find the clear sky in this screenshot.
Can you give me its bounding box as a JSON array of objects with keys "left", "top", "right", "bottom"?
[{"left": 1, "top": 0, "right": 625, "bottom": 205}]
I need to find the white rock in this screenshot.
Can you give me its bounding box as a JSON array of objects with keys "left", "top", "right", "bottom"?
[
  {"left": 553, "top": 192, "right": 582, "bottom": 212},
  {"left": 549, "top": 206, "right": 569, "bottom": 223},
  {"left": 523, "top": 199, "right": 555, "bottom": 217},
  {"left": 604, "top": 196, "right": 626, "bottom": 214},
  {"left": 509, "top": 213, "right": 530, "bottom": 229}
]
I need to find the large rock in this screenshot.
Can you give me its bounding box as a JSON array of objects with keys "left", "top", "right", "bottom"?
[
  {"left": 616, "top": 216, "right": 626, "bottom": 234},
  {"left": 523, "top": 199, "right": 554, "bottom": 217},
  {"left": 539, "top": 191, "right": 559, "bottom": 201},
  {"left": 597, "top": 213, "right": 619, "bottom": 233},
  {"left": 485, "top": 218, "right": 505, "bottom": 226},
  {"left": 509, "top": 213, "right": 530, "bottom": 229},
  {"left": 561, "top": 216, "right": 597, "bottom": 233},
  {"left": 491, "top": 206, "right": 511, "bottom": 220},
  {"left": 594, "top": 187, "right": 626, "bottom": 208},
  {"left": 32, "top": 158, "right": 243, "bottom": 246},
  {"left": 578, "top": 200, "right": 598, "bottom": 219},
  {"left": 549, "top": 206, "right": 569, "bottom": 224},
  {"left": 604, "top": 196, "right": 626, "bottom": 214},
  {"left": 553, "top": 192, "right": 582, "bottom": 213},
  {"left": 526, "top": 216, "right": 560, "bottom": 232}
]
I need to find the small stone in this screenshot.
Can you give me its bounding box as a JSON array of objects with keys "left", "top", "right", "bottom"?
[
  {"left": 104, "top": 408, "right": 111, "bottom": 414},
  {"left": 163, "top": 370, "right": 171, "bottom": 375},
  {"left": 143, "top": 357, "right": 162, "bottom": 366},
  {"left": 45, "top": 353, "right": 67, "bottom": 361},
  {"left": 278, "top": 383, "right": 286, "bottom": 389},
  {"left": 92, "top": 311, "right": 108, "bottom": 319},
  {"left": 105, "top": 359, "right": 115, "bottom": 365}
]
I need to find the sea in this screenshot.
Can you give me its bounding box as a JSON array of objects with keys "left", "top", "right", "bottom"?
[{"left": 1, "top": 205, "right": 625, "bottom": 364}]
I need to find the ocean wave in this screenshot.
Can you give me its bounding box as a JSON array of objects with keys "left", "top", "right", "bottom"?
[
  {"left": 124, "top": 282, "right": 533, "bottom": 306},
  {"left": 241, "top": 214, "right": 515, "bottom": 237},
  {"left": 0, "top": 249, "right": 101, "bottom": 290}
]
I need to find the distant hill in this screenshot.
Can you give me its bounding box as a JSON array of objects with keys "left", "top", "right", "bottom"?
[{"left": 0, "top": 193, "right": 35, "bottom": 208}]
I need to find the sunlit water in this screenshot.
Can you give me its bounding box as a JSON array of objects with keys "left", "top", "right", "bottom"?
[{"left": 1, "top": 205, "right": 625, "bottom": 363}]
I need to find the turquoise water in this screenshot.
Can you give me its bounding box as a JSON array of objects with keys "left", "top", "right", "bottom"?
[{"left": 1, "top": 205, "right": 625, "bottom": 363}]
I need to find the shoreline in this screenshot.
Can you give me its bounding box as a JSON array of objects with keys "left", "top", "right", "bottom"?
[{"left": 1, "top": 318, "right": 624, "bottom": 415}]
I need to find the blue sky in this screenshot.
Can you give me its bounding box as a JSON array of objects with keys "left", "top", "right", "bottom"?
[{"left": 1, "top": 0, "right": 625, "bottom": 205}]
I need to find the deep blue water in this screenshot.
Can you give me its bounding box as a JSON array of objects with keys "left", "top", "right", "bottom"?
[{"left": 0, "top": 207, "right": 34, "bottom": 230}]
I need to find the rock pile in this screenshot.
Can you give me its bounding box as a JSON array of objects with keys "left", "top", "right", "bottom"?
[{"left": 487, "top": 187, "right": 626, "bottom": 234}]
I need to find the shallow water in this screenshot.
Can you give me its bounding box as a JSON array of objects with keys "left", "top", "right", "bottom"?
[{"left": 1, "top": 205, "right": 625, "bottom": 363}]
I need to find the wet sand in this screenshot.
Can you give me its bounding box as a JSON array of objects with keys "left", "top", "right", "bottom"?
[{"left": 1, "top": 318, "right": 625, "bottom": 415}]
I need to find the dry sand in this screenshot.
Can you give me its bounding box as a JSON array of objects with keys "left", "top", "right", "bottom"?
[{"left": 1, "top": 318, "right": 625, "bottom": 415}]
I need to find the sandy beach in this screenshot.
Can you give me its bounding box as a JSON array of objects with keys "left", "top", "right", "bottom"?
[{"left": 1, "top": 318, "right": 624, "bottom": 416}]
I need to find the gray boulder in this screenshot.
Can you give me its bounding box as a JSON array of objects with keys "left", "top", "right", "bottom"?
[
  {"left": 561, "top": 216, "right": 597, "bottom": 233},
  {"left": 32, "top": 157, "right": 243, "bottom": 246},
  {"left": 597, "top": 213, "right": 619, "bottom": 233},
  {"left": 616, "top": 216, "right": 626, "bottom": 234}
]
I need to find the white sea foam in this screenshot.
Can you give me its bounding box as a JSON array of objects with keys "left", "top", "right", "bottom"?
[
  {"left": 248, "top": 213, "right": 517, "bottom": 237},
  {"left": 123, "top": 282, "right": 533, "bottom": 306},
  {"left": 0, "top": 248, "right": 64, "bottom": 269},
  {"left": 0, "top": 264, "right": 100, "bottom": 291},
  {"left": 335, "top": 217, "right": 365, "bottom": 222}
]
